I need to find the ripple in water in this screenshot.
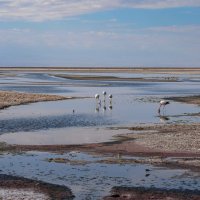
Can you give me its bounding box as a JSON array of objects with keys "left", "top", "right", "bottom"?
[{"left": 0, "top": 114, "right": 116, "bottom": 134}]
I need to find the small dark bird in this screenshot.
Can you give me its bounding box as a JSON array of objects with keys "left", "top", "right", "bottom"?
[{"left": 145, "top": 173, "right": 150, "bottom": 177}]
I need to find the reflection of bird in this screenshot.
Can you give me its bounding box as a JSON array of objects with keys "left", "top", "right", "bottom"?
[
  {"left": 159, "top": 115, "right": 170, "bottom": 123},
  {"left": 95, "top": 94, "right": 101, "bottom": 112},
  {"left": 158, "top": 100, "right": 170, "bottom": 114},
  {"left": 109, "top": 94, "right": 113, "bottom": 103}
]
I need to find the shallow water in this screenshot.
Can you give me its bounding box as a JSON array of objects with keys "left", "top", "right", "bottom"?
[
  {"left": 0, "top": 151, "right": 199, "bottom": 199},
  {"left": 0, "top": 71, "right": 200, "bottom": 199},
  {"left": 0, "top": 95, "right": 199, "bottom": 145},
  {"left": 0, "top": 72, "right": 200, "bottom": 145},
  {"left": 0, "top": 127, "right": 131, "bottom": 145}
]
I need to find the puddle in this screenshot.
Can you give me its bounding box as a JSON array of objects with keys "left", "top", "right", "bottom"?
[
  {"left": 0, "top": 127, "right": 130, "bottom": 145},
  {"left": 0, "top": 151, "right": 199, "bottom": 199}
]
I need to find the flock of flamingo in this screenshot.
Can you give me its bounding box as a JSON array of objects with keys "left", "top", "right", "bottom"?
[
  {"left": 95, "top": 91, "right": 113, "bottom": 112},
  {"left": 95, "top": 91, "right": 170, "bottom": 115}
]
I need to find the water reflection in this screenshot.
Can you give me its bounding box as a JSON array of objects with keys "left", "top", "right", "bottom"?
[
  {"left": 158, "top": 114, "right": 170, "bottom": 123},
  {"left": 0, "top": 127, "right": 131, "bottom": 145},
  {"left": 0, "top": 151, "right": 199, "bottom": 199},
  {"left": 95, "top": 97, "right": 113, "bottom": 114},
  {"left": 0, "top": 114, "right": 116, "bottom": 134}
]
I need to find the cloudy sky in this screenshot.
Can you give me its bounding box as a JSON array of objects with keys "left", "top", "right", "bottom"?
[{"left": 0, "top": 0, "right": 200, "bottom": 67}]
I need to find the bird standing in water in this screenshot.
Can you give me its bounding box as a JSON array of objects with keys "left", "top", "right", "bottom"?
[
  {"left": 95, "top": 94, "right": 100, "bottom": 104},
  {"left": 158, "top": 100, "right": 170, "bottom": 114}
]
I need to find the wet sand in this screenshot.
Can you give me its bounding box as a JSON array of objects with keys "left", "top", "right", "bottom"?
[{"left": 0, "top": 90, "right": 71, "bottom": 109}]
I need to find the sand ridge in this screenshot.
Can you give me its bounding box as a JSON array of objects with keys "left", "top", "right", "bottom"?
[{"left": 0, "top": 90, "right": 71, "bottom": 109}]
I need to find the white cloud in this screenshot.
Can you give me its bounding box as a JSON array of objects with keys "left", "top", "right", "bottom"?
[
  {"left": 0, "top": 0, "right": 200, "bottom": 21},
  {"left": 123, "top": 0, "right": 200, "bottom": 9},
  {"left": 0, "top": 24, "right": 200, "bottom": 67}
]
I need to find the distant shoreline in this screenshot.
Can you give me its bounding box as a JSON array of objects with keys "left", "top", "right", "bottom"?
[{"left": 0, "top": 66, "right": 200, "bottom": 74}]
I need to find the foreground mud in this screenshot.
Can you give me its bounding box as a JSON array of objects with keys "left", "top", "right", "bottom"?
[
  {"left": 104, "top": 187, "right": 200, "bottom": 200},
  {"left": 0, "top": 174, "right": 74, "bottom": 200}
]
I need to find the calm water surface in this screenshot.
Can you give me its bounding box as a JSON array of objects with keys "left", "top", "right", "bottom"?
[
  {"left": 0, "top": 72, "right": 200, "bottom": 144},
  {"left": 0, "top": 151, "right": 199, "bottom": 199}
]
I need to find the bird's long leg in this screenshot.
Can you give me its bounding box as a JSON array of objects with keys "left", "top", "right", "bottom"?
[{"left": 158, "top": 104, "right": 161, "bottom": 114}]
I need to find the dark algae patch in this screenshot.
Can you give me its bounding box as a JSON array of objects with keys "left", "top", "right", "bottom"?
[{"left": 104, "top": 187, "right": 200, "bottom": 200}]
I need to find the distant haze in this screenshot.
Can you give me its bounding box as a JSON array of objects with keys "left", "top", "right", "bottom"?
[{"left": 0, "top": 1, "right": 200, "bottom": 67}]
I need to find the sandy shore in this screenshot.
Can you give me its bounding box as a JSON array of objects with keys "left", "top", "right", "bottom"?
[
  {"left": 129, "top": 123, "right": 200, "bottom": 153},
  {"left": 0, "top": 90, "right": 71, "bottom": 109},
  {"left": 54, "top": 74, "right": 178, "bottom": 82},
  {"left": 1, "top": 67, "right": 200, "bottom": 74}
]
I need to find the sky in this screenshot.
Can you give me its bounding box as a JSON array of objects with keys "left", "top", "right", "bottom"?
[{"left": 0, "top": 0, "right": 200, "bottom": 67}]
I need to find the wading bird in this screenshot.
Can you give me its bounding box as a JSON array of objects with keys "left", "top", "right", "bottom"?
[
  {"left": 95, "top": 94, "right": 101, "bottom": 108},
  {"left": 95, "top": 94, "right": 100, "bottom": 104},
  {"left": 102, "top": 91, "right": 107, "bottom": 102},
  {"left": 158, "top": 100, "right": 170, "bottom": 114},
  {"left": 95, "top": 94, "right": 100, "bottom": 100}
]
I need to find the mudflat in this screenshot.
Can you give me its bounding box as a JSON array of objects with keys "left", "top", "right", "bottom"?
[
  {"left": 104, "top": 187, "right": 200, "bottom": 200},
  {"left": 0, "top": 90, "right": 71, "bottom": 109}
]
